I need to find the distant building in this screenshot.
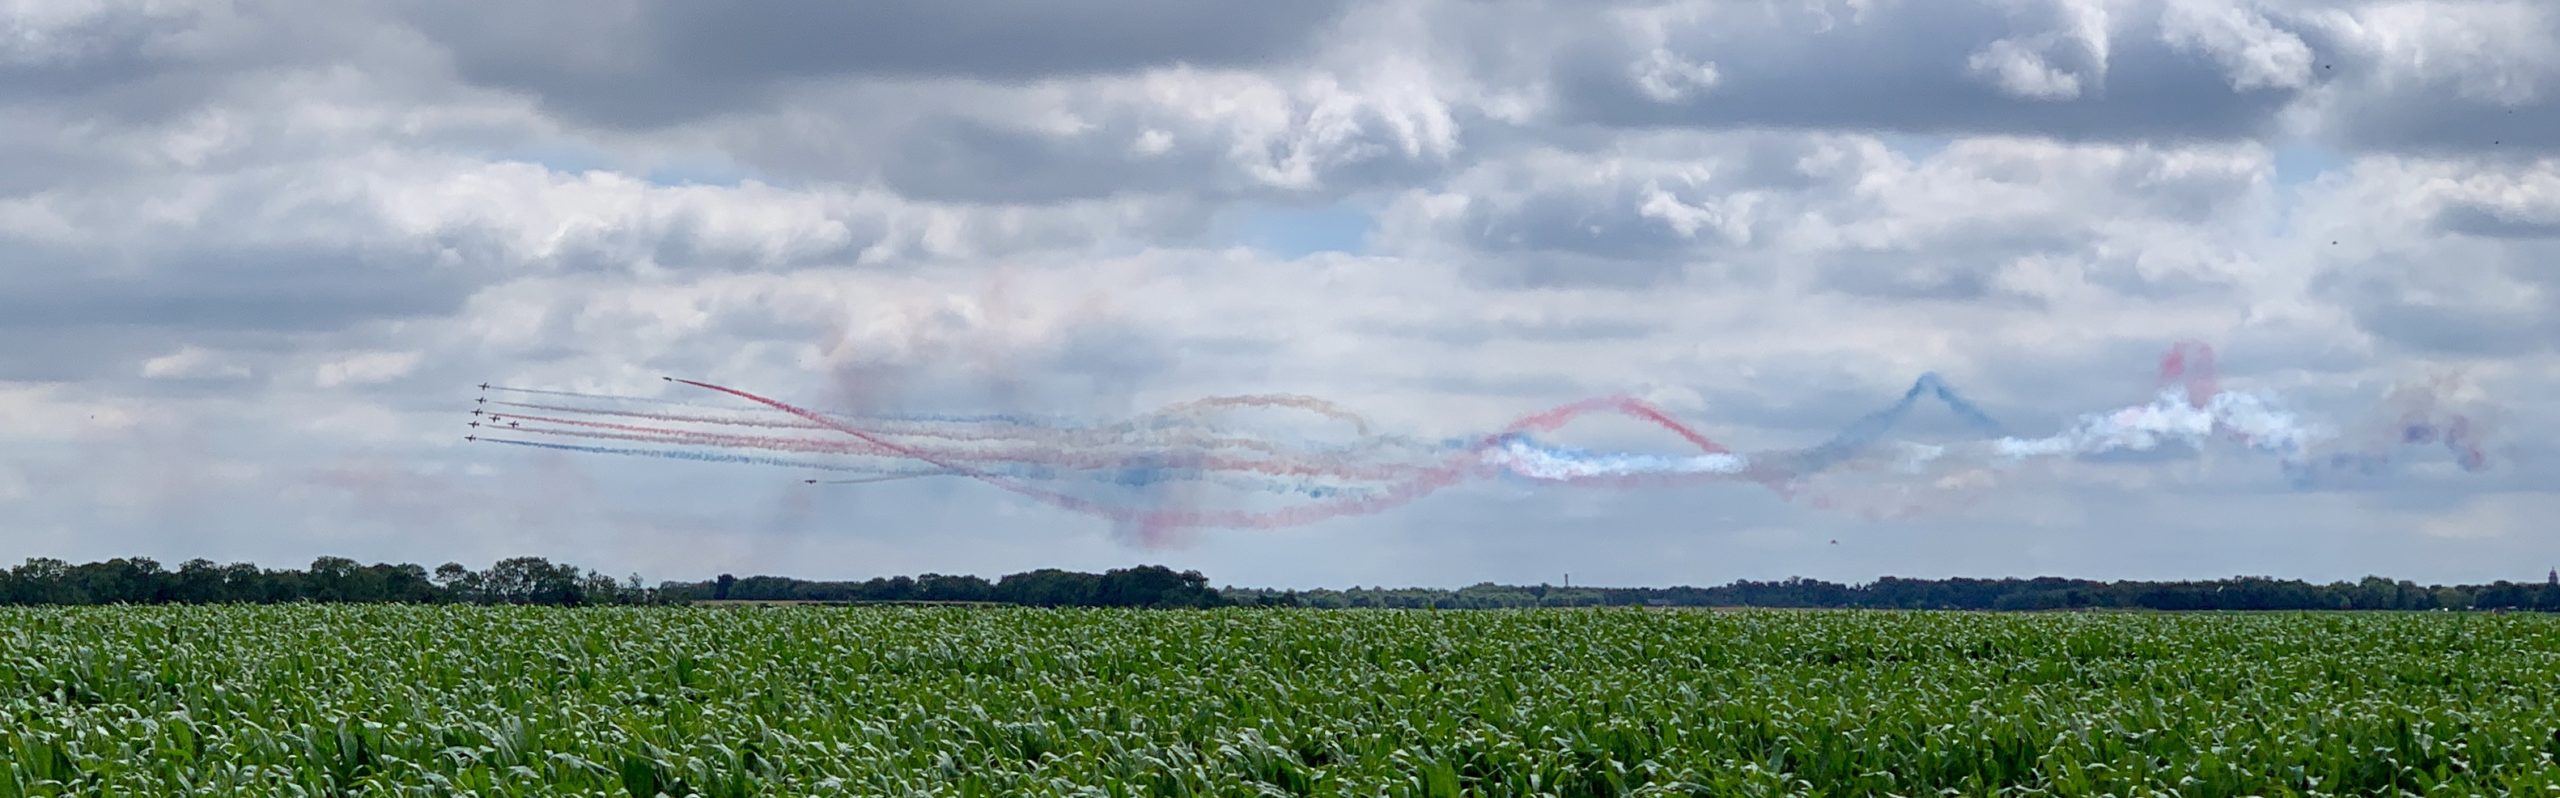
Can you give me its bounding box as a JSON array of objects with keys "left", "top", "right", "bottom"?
[{"left": 2548, "top": 568, "right": 2557, "bottom": 587}]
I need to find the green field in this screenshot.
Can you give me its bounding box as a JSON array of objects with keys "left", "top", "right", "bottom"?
[{"left": 3, "top": 606, "right": 2557, "bottom": 796}]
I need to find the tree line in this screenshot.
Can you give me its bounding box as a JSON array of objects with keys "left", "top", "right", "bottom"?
[
  {"left": 0, "top": 556, "right": 650, "bottom": 607},
  {"left": 5, "top": 555, "right": 2558, "bottom": 611},
  {"left": 661, "top": 565, "right": 1229, "bottom": 608},
  {"left": 1224, "top": 574, "right": 2560, "bottom": 611},
  {"left": 0, "top": 557, "right": 1228, "bottom": 609}
]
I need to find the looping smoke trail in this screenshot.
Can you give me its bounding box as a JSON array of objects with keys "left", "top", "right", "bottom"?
[
  {"left": 481, "top": 437, "right": 1391, "bottom": 500},
  {"left": 470, "top": 342, "right": 2508, "bottom": 534},
  {"left": 2158, "top": 339, "right": 2220, "bottom": 410}
]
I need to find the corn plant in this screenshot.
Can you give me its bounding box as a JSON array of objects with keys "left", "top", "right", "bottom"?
[{"left": 0, "top": 605, "right": 2555, "bottom": 796}]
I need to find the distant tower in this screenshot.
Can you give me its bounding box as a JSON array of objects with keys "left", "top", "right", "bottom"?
[{"left": 2548, "top": 569, "right": 2557, "bottom": 587}]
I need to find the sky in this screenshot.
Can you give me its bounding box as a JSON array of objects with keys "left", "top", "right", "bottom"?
[{"left": 2, "top": 0, "right": 2555, "bottom": 589}]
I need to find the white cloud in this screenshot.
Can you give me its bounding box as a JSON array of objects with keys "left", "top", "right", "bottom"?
[
  {"left": 1969, "top": 38, "right": 2087, "bottom": 100},
  {"left": 314, "top": 351, "right": 422, "bottom": 388},
  {"left": 1630, "top": 47, "right": 1721, "bottom": 103},
  {"left": 139, "top": 346, "right": 252, "bottom": 381},
  {"left": 2420, "top": 492, "right": 2551, "bottom": 540},
  {"left": 0, "top": 0, "right": 2550, "bottom": 586},
  {"left": 2159, "top": 0, "right": 2312, "bottom": 91},
  {"left": 2306, "top": 1, "right": 2556, "bottom": 105}
]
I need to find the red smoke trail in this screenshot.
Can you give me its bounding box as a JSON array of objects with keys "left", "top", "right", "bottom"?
[
  {"left": 481, "top": 341, "right": 2507, "bottom": 535},
  {"left": 493, "top": 400, "right": 826, "bottom": 430},
  {"left": 1150, "top": 394, "right": 1381, "bottom": 437},
  {"left": 669, "top": 379, "right": 1740, "bottom": 532},
  {"left": 506, "top": 395, "right": 1411, "bottom": 456},
  {"left": 502, "top": 411, "right": 1440, "bottom": 482},
  {"left": 503, "top": 420, "right": 879, "bottom": 455},
  {"left": 2382, "top": 375, "right": 2495, "bottom": 472},
  {"left": 1504, "top": 396, "right": 1731, "bottom": 454},
  {"left": 2157, "top": 340, "right": 2219, "bottom": 409}
]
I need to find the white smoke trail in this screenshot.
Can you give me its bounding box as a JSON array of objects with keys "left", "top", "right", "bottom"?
[{"left": 1992, "top": 389, "right": 2324, "bottom": 466}]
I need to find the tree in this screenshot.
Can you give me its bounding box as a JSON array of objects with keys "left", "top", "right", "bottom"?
[
  {"left": 580, "top": 569, "right": 626, "bottom": 605},
  {"left": 1094, "top": 565, "right": 1225, "bottom": 608},
  {"left": 483, "top": 557, "right": 584, "bottom": 605},
  {"left": 995, "top": 569, "right": 1099, "bottom": 607},
  {"left": 914, "top": 573, "right": 994, "bottom": 602},
  {"left": 375, "top": 563, "right": 438, "bottom": 603},
  {"left": 218, "top": 562, "right": 265, "bottom": 603},
  {"left": 305, "top": 556, "right": 384, "bottom": 603},
  {"left": 67, "top": 558, "right": 168, "bottom": 604},
  {"left": 433, "top": 563, "right": 482, "bottom": 604},
  {"left": 9, "top": 558, "right": 81, "bottom": 604},
  {"left": 173, "top": 559, "right": 225, "bottom": 603}
]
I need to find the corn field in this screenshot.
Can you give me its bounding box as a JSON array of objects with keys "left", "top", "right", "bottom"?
[{"left": 2, "top": 605, "right": 2556, "bottom": 796}]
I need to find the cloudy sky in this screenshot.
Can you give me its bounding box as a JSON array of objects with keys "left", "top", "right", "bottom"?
[{"left": 3, "top": 0, "right": 2555, "bottom": 589}]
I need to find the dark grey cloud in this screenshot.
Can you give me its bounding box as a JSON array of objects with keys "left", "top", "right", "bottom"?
[
  {"left": 2315, "top": 263, "right": 2559, "bottom": 358},
  {"left": 0, "top": 5, "right": 230, "bottom": 111},
  {"left": 728, "top": 83, "right": 1484, "bottom": 205},
  {"left": 1358, "top": 317, "right": 1659, "bottom": 346},
  {"left": 537, "top": 213, "right": 881, "bottom": 276},
  {"left": 880, "top": 116, "right": 1225, "bottom": 204},
  {"left": 647, "top": 2, "right": 1346, "bottom": 82},
  {"left": 0, "top": 113, "right": 131, "bottom": 195},
  {"left": 2351, "top": 304, "right": 2554, "bottom": 357},
  {"left": 0, "top": 328, "right": 184, "bottom": 383},
  {"left": 1455, "top": 252, "right": 1699, "bottom": 291},
  {"left": 2311, "top": 192, "right": 2560, "bottom": 358},
  {"left": 2326, "top": 97, "right": 2560, "bottom": 154},
  {"left": 2299, "top": 10, "right": 2560, "bottom": 154},
  {"left": 1408, "top": 142, "right": 2264, "bottom": 300},
  {"left": 1454, "top": 187, "right": 1730, "bottom": 261},
  {"left": 1817, "top": 255, "right": 2025, "bottom": 304},
  {"left": 2434, "top": 204, "right": 2560, "bottom": 240},
  {"left": 1386, "top": 136, "right": 1826, "bottom": 288},
  {"left": 1811, "top": 218, "right": 2094, "bottom": 304},
  {"left": 0, "top": 241, "right": 475, "bottom": 331},
  {"left": 0, "top": 4, "right": 387, "bottom": 123},
  {"left": 1550, "top": 1, "right": 2311, "bottom": 140},
  {"left": 403, "top": 0, "right": 1351, "bottom": 128},
  {"left": 0, "top": 235, "right": 477, "bottom": 381}
]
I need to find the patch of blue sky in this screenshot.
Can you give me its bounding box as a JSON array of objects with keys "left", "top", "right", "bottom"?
[
  {"left": 491, "top": 140, "right": 757, "bottom": 187},
  {"left": 2269, "top": 141, "right": 2350, "bottom": 238},
  {"left": 1221, "top": 201, "right": 1376, "bottom": 258}
]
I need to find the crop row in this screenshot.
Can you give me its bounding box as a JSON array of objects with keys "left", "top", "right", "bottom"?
[{"left": 1, "top": 606, "right": 2556, "bottom": 796}]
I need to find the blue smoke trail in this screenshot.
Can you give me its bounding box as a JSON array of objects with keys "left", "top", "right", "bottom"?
[
  {"left": 478, "top": 438, "right": 948, "bottom": 477},
  {"left": 477, "top": 437, "right": 1385, "bottom": 499},
  {"left": 1785, "top": 372, "right": 2007, "bottom": 473},
  {"left": 480, "top": 342, "right": 2505, "bottom": 524}
]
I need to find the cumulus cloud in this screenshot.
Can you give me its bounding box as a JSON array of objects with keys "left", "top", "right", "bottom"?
[
  {"left": 1545, "top": 0, "right": 2307, "bottom": 140},
  {"left": 1969, "top": 38, "right": 2090, "bottom": 100},
  {"left": 0, "top": 0, "right": 2551, "bottom": 586},
  {"left": 314, "top": 351, "right": 423, "bottom": 388},
  {"left": 401, "top": 0, "right": 1352, "bottom": 128},
  {"left": 2159, "top": 0, "right": 2314, "bottom": 91},
  {"left": 140, "top": 346, "right": 254, "bottom": 382},
  {"left": 2291, "top": 1, "right": 2560, "bottom": 151},
  {"left": 2420, "top": 492, "right": 2554, "bottom": 540},
  {"left": 2291, "top": 156, "right": 2560, "bottom": 356}
]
